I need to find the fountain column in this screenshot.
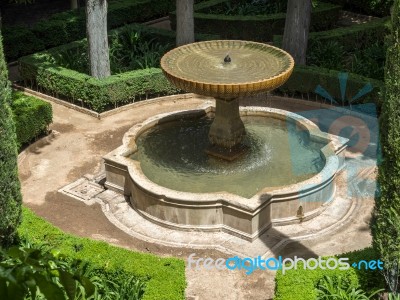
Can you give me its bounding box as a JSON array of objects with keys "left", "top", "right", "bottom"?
[
  {"left": 208, "top": 97, "right": 245, "bottom": 147},
  {"left": 206, "top": 97, "right": 247, "bottom": 160}
]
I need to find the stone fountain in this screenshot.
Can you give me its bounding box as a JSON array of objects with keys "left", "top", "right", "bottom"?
[
  {"left": 161, "top": 40, "right": 294, "bottom": 160},
  {"left": 103, "top": 40, "right": 348, "bottom": 241}
]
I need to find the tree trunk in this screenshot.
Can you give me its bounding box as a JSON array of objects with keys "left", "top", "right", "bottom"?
[
  {"left": 71, "top": 0, "right": 79, "bottom": 9},
  {"left": 86, "top": 0, "right": 110, "bottom": 79},
  {"left": 282, "top": 0, "right": 312, "bottom": 65},
  {"left": 176, "top": 0, "right": 194, "bottom": 46}
]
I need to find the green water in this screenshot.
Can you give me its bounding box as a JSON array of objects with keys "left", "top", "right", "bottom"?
[{"left": 131, "top": 116, "right": 325, "bottom": 198}]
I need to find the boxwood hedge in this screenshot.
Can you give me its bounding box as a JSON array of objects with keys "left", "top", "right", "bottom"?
[
  {"left": 3, "top": 0, "right": 175, "bottom": 61},
  {"left": 326, "top": 0, "right": 393, "bottom": 17},
  {"left": 274, "top": 248, "right": 386, "bottom": 300},
  {"left": 273, "top": 16, "right": 391, "bottom": 52},
  {"left": 18, "top": 207, "right": 186, "bottom": 300},
  {"left": 18, "top": 24, "right": 217, "bottom": 113},
  {"left": 11, "top": 92, "right": 52, "bottom": 148},
  {"left": 170, "top": 0, "right": 341, "bottom": 41},
  {"left": 277, "top": 65, "right": 383, "bottom": 107}
]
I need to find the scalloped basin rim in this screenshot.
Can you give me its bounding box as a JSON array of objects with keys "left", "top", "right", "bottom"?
[
  {"left": 103, "top": 106, "right": 348, "bottom": 209},
  {"left": 160, "top": 40, "right": 295, "bottom": 98}
]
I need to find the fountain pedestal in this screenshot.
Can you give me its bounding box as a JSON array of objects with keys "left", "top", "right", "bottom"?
[{"left": 206, "top": 97, "right": 248, "bottom": 160}]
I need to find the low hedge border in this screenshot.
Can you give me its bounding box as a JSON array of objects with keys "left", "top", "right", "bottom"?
[
  {"left": 11, "top": 91, "right": 52, "bottom": 149},
  {"left": 326, "top": 0, "right": 393, "bottom": 17},
  {"left": 170, "top": 0, "right": 341, "bottom": 41},
  {"left": 3, "top": 0, "right": 175, "bottom": 61},
  {"left": 274, "top": 248, "right": 386, "bottom": 300},
  {"left": 273, "top": 17, "right": 391, "bottom": 52},
  {"left": 277, "top": 65, "right": 383, "bottom": 107},
  {"left": 18, "top": 207, "right": 186, "bottom": 300},
  {"left": 18, "top": 24, "right": 218, "bottom": 113}
]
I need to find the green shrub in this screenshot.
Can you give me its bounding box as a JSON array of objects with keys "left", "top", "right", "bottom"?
[
  {"left": 307, "top": 40, "right": 387, "bottom": 80},
  {"left": 277, "top": 65, "right": 383, "bottom": 106},
  {"left": 371, "top": 0, "right": 400, "bottom": 294},
  {"left": 204, "top": 0, "right": 288, "bottom": 15},
  {"left": 18, "top": 207, "right": 186, "bottom": 300},
  {"left": 11, "top": 92, "right": 52, "bottom": 149},
  {"left": 274, "top": 248, "right": 386, "bottom": 300},
  {"left": 316, "top": 275, "right": 383, "bottom": 299},
  {"left": 274, "top": 261, "right": 359, "bottom": 300},
  {"left": 0, "top": 244, "right": 96, "bottom": 299},
  {"left": 0, "top": 241, "right": 147, "bottom": 299},
  {"left": 2, "top": 0, "right": 175, "bottom": 61},
  {"left": 18, "top": 24, "right": 218, "bottom": 112},
  {"left": 48, "top": 27, "right": 173, "bottom": 75},
  {"left": 340, "top": 248, "right": 386, "bottom": 293},
  {"left": 326, "top": 0, "right": 393, "bottom": 17},
  {"left": 170, "top": 0, "right": 341, "bottom": 41},
  {"left": 274, "top": 17, "right": 390, "bottom": 80},
  {"left": 274, "top": 17, "right": 390, "bottom": 51},
  {"left": 0, "top": 33, "right": 22, "bottom": 248}
]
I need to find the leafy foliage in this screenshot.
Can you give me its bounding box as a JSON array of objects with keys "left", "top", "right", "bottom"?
[
  {"left": 17, "top": 23, "right": 219, "bottom": 112},
  {"left": 277, "top": 65, "right": 383, "bottom": 106},
  {"left": 0, "top": 242, "right": 146, "bottom": 300},
  {"left": 207, "top": 0, "right": 288, "bottom": 15},
  {"left": 0, "top": 244, "right": 95, "bottom": 300},
  {"left": 0, "top": 33, "right": 22, "bottom": 248},
  {"left": 48, "top": 28, "right": 172, "bottom": 75},
  {"left": 274, "top": 17, "right": 390, "bottom": 80},
  {"left": 275, "top": 249, "right": 386, "bottom": 300},
  {"left": 11, "top": 92, "right": 52, "bottom": 149},
  {"left": 18, "top": 208, "right": 186, "bottom": 300},
  {"left": 2, "top": 0, "right": 175, "bottom": 61},
  {"left": 274, "top": 259, "right": 359, "bottom": 300},
  {"left": 172, "top": 0, "right": 341, "bottom": 41},
  {"left": 108, "top": 29, "right": 171, "bottom": 74},
  {"left": 371, "top": 0, "right": 400, "bottom": 294},
  {"left": 326, "top": 0, "right": 393, "bottom": 17},
  {"left": 307, "top": 40, "right": 387, "bottom": 80},
  {"left": 316, "top": 275, "right": 383, "bottom": 299}
]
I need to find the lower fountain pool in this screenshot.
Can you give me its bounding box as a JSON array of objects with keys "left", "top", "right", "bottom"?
[
  {"left": 131, "top": 115, "right": 325, "bottom": 198},
  {"left": 103, "top": 106, "right": 348, "bottom": 240}
]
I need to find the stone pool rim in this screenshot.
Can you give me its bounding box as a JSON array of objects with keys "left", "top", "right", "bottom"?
[{"left": 103, "top": 106, "right": 348, "bottom": 241}]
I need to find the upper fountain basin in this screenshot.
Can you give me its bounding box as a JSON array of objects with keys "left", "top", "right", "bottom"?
[{"left": 161, "top": 40, "right": 295, "bottom": 99}]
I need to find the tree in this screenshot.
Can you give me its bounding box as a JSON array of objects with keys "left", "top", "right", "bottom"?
[
  {"left": 85, "top": 0, "right": 110, "bottom": 79},
  {"left": 371, "top": 0, "right": 400, "bottom": 294},
  {"left": 71, "top": 0, "right": 79, "bottom": 9},
  {"left": 281, "top": 0, "right": 312, "bottom": 65},
  {"left": 176, "top": 0, "right": 194, "bottom": 46},
  {"left": 0, "top": 32, "right": 22, "bottom": 247}
]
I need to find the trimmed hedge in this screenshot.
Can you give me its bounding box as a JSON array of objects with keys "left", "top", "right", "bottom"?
[
  {"left": 18, "top": 24, "right": 218, "bottom": 112},
  {"left": 18, "top": 207, "right": 186, "bottom": 300},
  {"left": 274, "top": 248, "right": 386, "bottom": 300},
  {"left": 170, "top": 0, "right": 341, "bottom": 41},
  {"left": 326, "top": 0, "right": 393, "bottom": 17},
  {"left": 273, "top": 16, "right": 391, "bottom": 52},
  {"left": 273, "top": 19, "right": 389, "bottom": 80},
  {"left": 11, "top": 92, "right": 52, "bottom": 148},
  {"left": 0, "top": 32, "right": 22, "bottom": 247},
  {"left": 371, "top": 0, "right": 400, "bottom": 292},
  {"left": 3, "top": 0, "right": 175, "bottom": 61},
  {"left": 277, "top": 65, "right": 383, "bottom": 106}
]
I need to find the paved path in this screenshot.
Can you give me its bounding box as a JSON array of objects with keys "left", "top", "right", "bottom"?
[{"left": 18, "top": 93, "right": 377, "bottom": 300}]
